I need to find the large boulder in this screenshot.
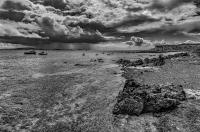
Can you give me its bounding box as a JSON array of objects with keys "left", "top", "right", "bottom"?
[
  {"left": 113, "top": 97, "right": 144, "bottom": 116},
  {"left": 143, "top": 94, "right": 181, "bottom": 113},
  {"left": 113, "top": 80, "right": 186, "bottom": 116}
]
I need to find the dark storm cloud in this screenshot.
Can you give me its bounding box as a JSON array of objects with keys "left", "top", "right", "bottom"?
[
  {"left": 112, "top": 13, "right": 162, "bottom": 28},
  {"left": 170, "top": 18, "right": 200, "bottom": 36},
  {"left": 36, "top": 16, "right": 105, "bottom": 42},
  {"left": 0, "top": 10, "right": 25, "bottom": 22},
  {"left": 117, "top": 16, "right": 200, "bottom": 42},
  {"left": 149, "top": 0, "right": 193, "bottom": 11},
  {"left": 0, "top": 0, "right": 33, "bottom": 11},
  {"left": 42, "top": 0, "right": 67, "bottom": 10},
  {"left": 37, "top": 16, "right": 72, "bottom": 39},
  {"left": 67, "top": 20, "right": 113, "bottom": 32}
]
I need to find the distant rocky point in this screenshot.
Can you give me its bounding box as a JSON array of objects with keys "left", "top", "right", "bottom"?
[
  {"left": 153, "top": 43, "right": 200, "bottom": 52},
  {"left": 116, "top": 52, "right": 189, "bottom": 67}
]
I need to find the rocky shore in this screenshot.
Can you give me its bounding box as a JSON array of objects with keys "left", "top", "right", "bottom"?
[
  {"left": 111, "top": 51, "right": 200, "bottom": 132},
  {"left": 113, "top": 79, "right": 186, "bottom": 116},
  {"left": 116, "top": 52, "right": 189, "bottom": 67},
  {"left": 113, "top": 52, "right": 190, "bottom": 117}
]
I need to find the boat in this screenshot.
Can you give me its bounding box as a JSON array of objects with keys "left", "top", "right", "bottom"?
[
  {"left": 38, "top": 51, "right": 48, "bottom": 55},
  {"left": 24, "top": 50, "right": 36, "bottom": 55}
]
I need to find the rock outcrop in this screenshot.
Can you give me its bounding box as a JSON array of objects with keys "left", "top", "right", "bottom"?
[
  {"left": 116, "top": 52, "right": 189, "bottom": 67},
  {"left": 113, "top": 79, "right": 186, "bottom": 116}
]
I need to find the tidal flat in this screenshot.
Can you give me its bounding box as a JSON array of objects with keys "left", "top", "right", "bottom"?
[{"left": 1, "top": 50, "right": 200, "bottom": 132}]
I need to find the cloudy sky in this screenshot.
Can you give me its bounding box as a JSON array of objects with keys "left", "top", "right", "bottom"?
[{"left": 0, "top": 0, "right": 200, "bottom": 44}]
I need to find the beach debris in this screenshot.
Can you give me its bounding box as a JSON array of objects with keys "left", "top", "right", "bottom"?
[
  {"left": 90, "top": 59, "right": 97, "bottom": 62},
  {"left": 74, "top": 63, "right": 90, "bottom": 67},
  {"left": 97, "top": 58, "right": 104, "bottom": 63},
  {"left": 90, "top": 58, "right": 104, "bottom": 63},
  {"left": 113, "top": 79, "right": 186, "bottom": 116}
]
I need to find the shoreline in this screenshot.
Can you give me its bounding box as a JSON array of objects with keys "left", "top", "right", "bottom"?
[
  {"left": 1, "top": 49, "right": 200, "bottom": 132},
  {"left": 112, "top": 51, "right": 200, "bottom": 131}
]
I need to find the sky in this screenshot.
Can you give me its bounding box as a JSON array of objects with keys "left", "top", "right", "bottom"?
[{"left": 0, "top": 0, "right": 200, "bottom": 45}]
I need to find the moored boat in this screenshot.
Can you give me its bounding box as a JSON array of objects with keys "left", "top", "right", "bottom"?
[
  {"left": 24, "top": 50, "right": 36, "bottom": 55},
  {"left": 38, "top": 51, "right": 48, "bottom": 55}
]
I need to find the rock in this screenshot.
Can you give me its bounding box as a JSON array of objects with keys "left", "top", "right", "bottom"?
[
  {"left": 113, "top": 97, "right": 144, "bottom": 116},
  {"left": 143, "top": 95, "right": 180, "bottom": 113},
  {"left": 97, "top": 58, "right": 104, "bottom": 63},
  {"left": 161, "top": 84, "right": 186, "bottom": 101},
  {"left": 132, "top": 59, "right": 144, "bottom": 66},
  {"left": 153, "top": 55, "right": 165, "bottom": 66},
  {"left": 123, "top": 79, "right": 141, "bottom": 91},
  {"left": 144, "top": 58, "right": 150, "bottom": 64},
  {"left": 90, "top": 59, "right": 97, "bottom": 62},
  {"left": 74, "top": 63, "right": 90, "bottom": 67},
  {"left": 116, "top": 52, "right": 188, "bottom": 67},
  {"left": 113, "top": 80, "right": 186, "bottom": 116},
  {"left": 116, "top": 59, "right": 131, "bottom": 66}
]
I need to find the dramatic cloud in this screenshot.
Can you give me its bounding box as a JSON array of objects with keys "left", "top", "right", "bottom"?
[
  {"left": 0, "top": 0, "right": 199, "bottom": 44},
  {"left": 0, "top": 0, "right": 33, "bottom": 11},
  {"left": 150, "top": 0, "right": 192, "bottom": 11},
  {"left": 0, "top": 23, "right": 22, "bottom": 36},
  {"left": 125, "top": 36, "right": 153, "bottom": 47},
  {"left": 0, "top": 19, "right": 41, "bottom": 38},
  {"left": 43, "top": 0, "right": 67, "bottom": 10},
  {"left": 37, "top": 16, "right": 70, "bottom": 39},
  {"left": 37, "top": 16, "right": 105, "bottom": 42}
]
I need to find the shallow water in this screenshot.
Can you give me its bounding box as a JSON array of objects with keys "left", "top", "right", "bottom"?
[
  {"left": 0, "top": 50, "right": 179, "bottom": 131},
  {"left": 0, "top": 50, "right": 124, "bottom": 131}
]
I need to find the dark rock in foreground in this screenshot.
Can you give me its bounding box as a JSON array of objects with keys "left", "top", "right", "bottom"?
[{"left": 113, "top": 79, "right": 186, "bottom": 116}]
